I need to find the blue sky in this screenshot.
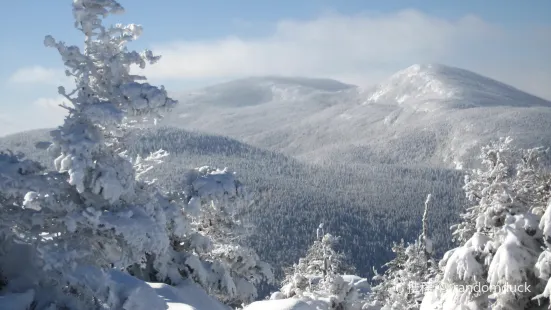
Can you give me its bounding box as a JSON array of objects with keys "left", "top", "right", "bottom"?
[{"left": 1, "top": 0, "right": 550, "bottom": 136}]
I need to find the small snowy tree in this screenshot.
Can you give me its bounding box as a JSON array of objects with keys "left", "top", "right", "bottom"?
[
  {"left": 487, "top": 213, "right": 541, "bottom": 309},
  {"left": 277, "top": 225, "right": 361, "bottom": 310},
  {"left": 282, "top": 226, "right": 355, "bottom": 288},
  {"left": 367, "top": 194, "right": 437, "bottom": 310},
  {"left": 515, "top": 147, "right": 551, "bottom": 215}
]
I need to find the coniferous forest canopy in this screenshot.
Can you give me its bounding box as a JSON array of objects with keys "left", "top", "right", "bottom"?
[{"left": 0, "top": 1, "right": 550, "bottom": 310}]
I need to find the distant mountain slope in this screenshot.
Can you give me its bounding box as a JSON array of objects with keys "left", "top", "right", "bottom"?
[
  {"left": 164, "top": 76, "right": 358, "bottom": 144},
  {"left": 164, "top": 64, "right": 551, "bottom": 168},
  {"left": 0, "top": 129, "right": 54, "bottom": 167}
]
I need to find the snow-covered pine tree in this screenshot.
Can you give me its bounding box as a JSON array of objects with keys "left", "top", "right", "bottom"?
[
  {"left": 277, "top": 224, "right": 361, "bottom": 309},
  {"left": 420, "top": 139, "right": 551, "bottom": 310},
  {"left": 426, "top": 138, "right": 520, "bottom": 309},
  {"left": 367, "top": 240, "right": 407, "bottom": 309},
  {"left": 367, "top": 194, "right": 437, "bottom": 310},
  {"left": 0, "top": 0, "right": 180, "bottom": 308},
  {"left": 515, "top": 147, "right": 551, "bottom": 215},
  {"left": 282, "top": 225, "right": 356, "bottom": 289},
  {"left": 1, "top": 1, "right": 273, "bottom": 308},
  {"left": 158, "top": 166, "right": 274, "bottom": 307},
  {"left": 0, "top": 151, "right": 51, "bottom": 303},
  {"left": 452, "top": 137, "right": 517, "bottom": 244}
]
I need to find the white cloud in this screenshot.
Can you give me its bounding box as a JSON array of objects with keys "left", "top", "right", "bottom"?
[
  {"left": 141, "top": 10, "right": 551, "bottom": 99},
  {"left": 29, "top": 96, "right": 69, "bottom": 129},
  {"left": 8, "top": 66, "right": 72, "bottom": 87},
  {"left": 33, "top": 96, "right": 70, "bottom": 120},
  {"left": 2, "top": 10, "right": 549, "bottom": 138},
  {"left": 0, "top": 97, "right": 70, "bottom": 137},
  {"left": 33, "top": 96, "right": 69, "bottom": 110}
]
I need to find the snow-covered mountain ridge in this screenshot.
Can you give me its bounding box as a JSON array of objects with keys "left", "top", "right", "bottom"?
[{"left": 165, "top": 63, "right": 551, "bottom": 168}]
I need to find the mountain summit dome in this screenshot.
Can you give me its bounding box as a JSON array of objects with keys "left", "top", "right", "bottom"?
[{"left": 363, "top": 64, "right": 551, "bottom": 109}]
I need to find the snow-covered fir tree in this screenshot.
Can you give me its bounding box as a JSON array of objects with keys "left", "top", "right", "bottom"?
[
  {"left": 420, "top": 138, "right": 551, "bottom": 310},
  {"left": 1, "top": 0, "right": 177, "bottom": 306},
  {"left": 0, "top": 1, "right": 272, "bottom": 309},
  {"left": 452, "top": 137, "right": 517, "bottom": 244},
  {"left": 285, "top": 224, "right": 356, "bottom": 280},
  {"left": 367, "top": 194, "right": 437, "bottom": 310},
  {"left": 157, "top": 166, "right": 274, "bottom": 307},
  {"left": 274, "top": 224, "right": 362, "bottom": 310}
]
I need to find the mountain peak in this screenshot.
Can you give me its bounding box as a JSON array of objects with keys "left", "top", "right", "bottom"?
[{"left": 363, "top": 63, "right": 551, "bottom": 109}]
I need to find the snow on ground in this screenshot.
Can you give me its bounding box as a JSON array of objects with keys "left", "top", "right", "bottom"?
[
  {"left": 0, "top": 290, "right": 35, "bottom": 310},
  {"left": 0, "top": 277, "right": 231, "bottom": 310},
  {"left": 244, "top": 298, "right": 326, "bottom": 310},
  {"left": 0, "top": 276, "right": 362, "bottom": 310},
  {"left": 341, "top": 274, "right": 371, "bottom": 295},
  {"left": 148, "top": 281, "right": 230, "bottom": 310},
  {"left": 86, "top": 271, "right": 231, "bottom": 310}
]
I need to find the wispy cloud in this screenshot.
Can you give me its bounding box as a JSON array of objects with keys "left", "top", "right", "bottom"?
[
  {"left": 142, "top": 10, "right": 551, "bottom": 99},
  {"left": 2, "top": 9, "right": 550, "bottom": 137},
  {"left": 8, "top": 66, "right": 71, "bottom": 87},
  {"left": 0, "top": 96, "right": 70, "bottom": 137},
  {"left": 32, "top": 96, "right": 70, "bottom": 122}
]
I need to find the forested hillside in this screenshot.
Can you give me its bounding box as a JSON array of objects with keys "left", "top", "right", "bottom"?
[{"left": 0, "top": 127, "right": 466, "bottom": 280}]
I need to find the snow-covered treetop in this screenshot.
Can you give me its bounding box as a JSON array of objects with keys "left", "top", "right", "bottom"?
[
  {"left": 45, "top": 0, "right": 176, "bottom": 119},
  {"left": 44, "top": 0, "right": 177, "bottom": 202}
]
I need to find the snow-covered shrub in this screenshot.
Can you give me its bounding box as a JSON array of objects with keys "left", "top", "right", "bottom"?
[
  {"left": 150, "top": 166, "right": 274, "bottom": 307},
  {"left": 452, "top": 137, "right": 517, "bottom": 244},
  {"left": 533, "top": 199, "right": 551, "bottom": 308},
  {"left": 420, "top": 139, "right": 551, "bottom": 310}
]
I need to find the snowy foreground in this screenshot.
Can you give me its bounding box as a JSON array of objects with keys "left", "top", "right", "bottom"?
[
  {"left": 0, "top": 269, "right": 229, "bottom": 310},
  {"left": 0, "top": 272, "right": 369, "bottom": 310},
  {"left": 245, "top": 275, "right": 370, "bottom": 310}
]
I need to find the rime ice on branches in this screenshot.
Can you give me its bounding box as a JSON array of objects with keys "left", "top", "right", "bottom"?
[{"left": 44, "top": 0, "right": 176, "bottom": 201}]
